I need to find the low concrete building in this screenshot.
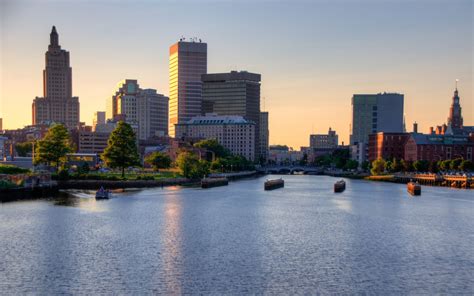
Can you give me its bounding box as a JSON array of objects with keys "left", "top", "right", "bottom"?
[{"left": 175, "top": 114, "right": 255, "bottom": 161}]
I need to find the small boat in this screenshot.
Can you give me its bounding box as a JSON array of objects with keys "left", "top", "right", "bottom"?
[
  {"left": 264, "top": 178, "right": 284, "bottom": 190},
  {"left": 334, "top": 180, "right": 346, "bottom": 193},
  {"left": 201, "top": 177, "right": 229, "bottom": 189},
  {"left": 407, "top": 181, "right": 421, "bottom": 196},
  {"left": 95, "top": 187, "right": 111, "bottom": 200}
]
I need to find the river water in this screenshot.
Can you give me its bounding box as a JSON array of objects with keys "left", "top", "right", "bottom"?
[{"left": 0, "top": 175, "right": 473, "bottom": 294}]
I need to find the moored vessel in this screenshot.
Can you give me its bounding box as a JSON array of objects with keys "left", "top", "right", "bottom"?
[
  {"left": 334, "top": 180, "right": 346, "bottom": 193},
  {"left": 264, "top": 178, "right": 284, "bottom": 190},
  {"left": 407, "top": 181, "right": 421, "bottom": 196}
]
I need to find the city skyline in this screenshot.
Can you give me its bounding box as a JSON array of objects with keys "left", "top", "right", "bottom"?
[{"left": 1, "top": 0, "right": 472, "bottom": 148}]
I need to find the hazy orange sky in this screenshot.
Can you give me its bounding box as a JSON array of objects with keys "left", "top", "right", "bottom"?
[{"left": 1, "top": 0, "right": 472, "bottom": 149}]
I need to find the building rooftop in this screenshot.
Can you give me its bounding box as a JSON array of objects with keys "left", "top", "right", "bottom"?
[{"left": 179, "top": 114, "right": 254, "bottom": 125}]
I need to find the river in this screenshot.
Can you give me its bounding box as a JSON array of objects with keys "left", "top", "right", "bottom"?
[{"left": 0, "top": 175, "right": 473, "bottom": 294}]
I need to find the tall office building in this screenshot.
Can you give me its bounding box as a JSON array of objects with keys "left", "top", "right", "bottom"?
[
  {"left": 32, "top": 26, "right": 80, "bottom": 129},
  {"left": 350, "top": 93, "right": 404, "bottom": 145},
  {"left": 447, "top": 87, "right": 463, "bottom": 129},
  {"left": 259, "top": 112, "right": 269, "bottom": 162},
  {"left": 137, "top": 89, "right": 169, "bottom": 139},
  {"left": 201, "top": 71, "right": 261, "bottom": 158},
  {"left": 92, "top": 112, "right": 106, "bottom": 131},
  {"left": 109, "top": 80, "right": 168, "bottom": 140},
  {"left": 168, "top": 39, "right": 207, "bottom": 137}
]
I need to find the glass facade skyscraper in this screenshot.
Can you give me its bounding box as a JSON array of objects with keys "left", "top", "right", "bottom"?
[{"left": 168, "top": 40, "right": 207, "bottom": 137}]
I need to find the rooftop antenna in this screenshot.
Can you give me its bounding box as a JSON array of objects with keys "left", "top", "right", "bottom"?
[{"left": 455, "top": 78, "right": 459, "bottom": 90}]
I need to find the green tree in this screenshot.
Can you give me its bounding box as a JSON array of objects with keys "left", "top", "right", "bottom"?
[
  {"left": 361, "top": 161, "right": 370, "bottom": 171},
  {"left": 193, "top": 139, "right": 229, "bottom": 159},
  {"left": 145, "top": 151, "right": 172, "bottom": 171},
  {"left": 384, "top": 160, "right": 393, "bottom": 172},
  {"left": 299, "top": 153, "right": 308, "bottom": 166},
  {"left": 102, "top": 121, "right": 140, "bottom": 177},
  {"left": 449, "top": 158, "right": 463, "bottom": 171},
  {"left": 176, "top": 152, "right": 210, "bottom": 179},
  {"left": 34, "top": 124, "right": 73, "bottom": 170},
  {"left": 459, "top": 160, "right": 473, "bottom": 172},
  {"left": 15, "top": 142, "right": 34, "bottom": 157},
  {"left": 413, "top": 160, "right": 429, "bottom": 172},
  {"left": 344, "top": 159, "right": 359, "bottom": 170},
  {"left": 371, "top": 159, "right": 386, "bottom": 175},
  {"left": 439, "top": 160, "right": 450, "bottom": 171},
  {"left": 428, "top": 161, "right": 439, "bottom": 173},
  {"left": 391, "top": 158, "right": 402, "bottom": 172},
  {"left": 400, "top": 159, "right": 413, "bottom": 172}
]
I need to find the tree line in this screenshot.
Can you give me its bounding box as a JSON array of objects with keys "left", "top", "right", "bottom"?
[
  {"left": 31, "top": 122, "right": 254, "bottom": 179},
  {"left": 370, "top": 158, "right": 474, "bottom": 176}
]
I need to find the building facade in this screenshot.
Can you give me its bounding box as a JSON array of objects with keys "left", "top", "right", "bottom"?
[
  {"left": 405, "top": 134, "right": 474, "bottom": 162},
  {"left": 175, "top": 114, "right": 255, "bottom": 161},
  {"left": 350, "top": 93, "right": 404, "bottom": 145},
  {"left": 259, "top": 111, "right": 269, "bottom": 162},
  {"left": 92, "top": 112, "right": 106, "bottom": 131},
  {"left": 368, "top": 132, "right": 410, "bottom": 162},
  {"left": 109, "top": 80, "right": 168, "bottom": 140},
  {"left": 78, "top": 131, "right": 110, "bottom": 154},
  {"left": 168, "top": 40, "right": 207, "bottom": 137},
  {"left": 32, "top": 26, "right": 79, "bottom": 130},
  {"left": 310, "top": 127, "right": 338, "bottom": 149},
  {"left": 201, "top": 71, "right": 261, "bottom": 158},
  {"left": 137, "top": 89, "right": 169, "bottom": 139}
]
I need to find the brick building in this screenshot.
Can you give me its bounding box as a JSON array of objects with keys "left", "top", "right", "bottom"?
[
  {"left": 368, "top": 132, "right": 410, "bottom": 162},
  {"left": 404, "top": 134, "right": 474, "bottom": 162}
]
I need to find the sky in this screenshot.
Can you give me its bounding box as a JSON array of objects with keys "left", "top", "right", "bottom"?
[{"left": 0, "top": 0, "right": 472, "bottom": 149}]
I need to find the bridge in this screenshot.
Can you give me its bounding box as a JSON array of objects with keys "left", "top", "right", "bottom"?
[{"left": 258, "top": 166, "right": 323, "bottom": 175}]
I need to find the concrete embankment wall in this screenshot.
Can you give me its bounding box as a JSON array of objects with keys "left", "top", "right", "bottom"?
[
  {"left": 57, "top": 178, "right": 195, "bottom": 190},
  {"left": 0, "top": 186, "right": 59, "bottom": 202}
]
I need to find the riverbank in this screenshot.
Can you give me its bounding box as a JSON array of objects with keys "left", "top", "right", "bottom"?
[{"left": 365, "top": 174, "right": 474, "bottom": 189}]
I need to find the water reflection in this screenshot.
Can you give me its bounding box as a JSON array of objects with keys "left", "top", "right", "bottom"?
[{"left": 161, "top": 191, "right": 184, "bottom": 294}]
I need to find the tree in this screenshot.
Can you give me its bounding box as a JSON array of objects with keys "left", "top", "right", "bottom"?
[
  {"left": 193, "top": 139, "right": 229, "bottom": 159},
  {"left": 102, "top": 121, "right": 140, "bottom": 177},
  {"left": 428, "top": 161, "right": 439, "bottom": 173},
  {"left": 15, "top": 142, "right": 34, "bottom": 157},
  {"left": 400, "top": 159, "right": 413, "bottom": 172},
  {"left": 344, "top": 159, "right": 359, "bottom": 170},
  {"left": 449, "top": 158, "right": 463, "bottom": 171},
  {"left": 413, "top": 160, "right": 429, "bottom": 172},
  {"left": 145, "top": 151, "right": 171, "bottom": 171},
  {"left": 391, "top": 158, "right": 402, "bottom": 172},
  {"left": 176, "top": 152, "right": 209, "bottom": 179},
  {"left": 34, "top": 124, "right": 73, "bottom": 170},
  {"left": 384, "top": 160, "right": 393, "bottom": 172},
  {"left": 361, "top": 161, "right": 370, "bottom": 171},
  {"left": 459, "top": 160, "right": 473, "bottom": 172},
  {"left": 439, "top": 160, "right": 451, "bottom": 171},
  {"left": 299, "top": 153, "right": 308, "bottom": 166},
  {"left": 371, "top": 159, "right": 386, "bottom": 175}
]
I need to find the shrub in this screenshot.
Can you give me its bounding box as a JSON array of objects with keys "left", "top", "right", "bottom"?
[{"left": 0, "top": 164, "right": 30, "bottom": 175}]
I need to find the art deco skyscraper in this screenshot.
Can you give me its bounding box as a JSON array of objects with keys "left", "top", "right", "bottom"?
[
  {"left": 168, "top": 39, "right": 207, "bottom": 137},
  {"left": 32, "top": 26, "right": 79, "bottom": 129}
]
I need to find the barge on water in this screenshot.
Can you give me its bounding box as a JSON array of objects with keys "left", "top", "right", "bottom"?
[
  {"left": 407, "top": 181, "right": 421, "bottom": 196},
  {"left": 264, "top": 179, "right": 284, "bottom": 190},
  {"left": 334, "top": 180, "right": 346, "bottom": 193},
  {"left": 201, "top": 177, "right": 229, "bottom": 189}
]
